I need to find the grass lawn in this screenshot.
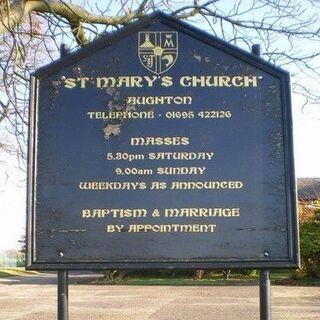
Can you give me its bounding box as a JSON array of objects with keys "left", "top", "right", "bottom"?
[
  {"left": 0, "top": 268, "right": 39, "bottom": 278},
  {"left": 95, "top": 272, "right": 271, "bottom": 286},
  {"left": 98, "top": 277, "right": 258, "bottom": 286},
  {"left": 1, "top": 269, "right": 319, "bottom": 286},
  {"left": 95, "top": 270, "right": 320, "bottom": 286}
]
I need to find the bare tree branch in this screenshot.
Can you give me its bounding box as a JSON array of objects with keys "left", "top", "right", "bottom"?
[{"left": 1, "top": 0, "right": 149, "bottom": 45}]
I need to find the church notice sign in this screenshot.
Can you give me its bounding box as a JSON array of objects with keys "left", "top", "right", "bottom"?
[{"left": 27, "top": 12, "right": 299, "bottom": 270}]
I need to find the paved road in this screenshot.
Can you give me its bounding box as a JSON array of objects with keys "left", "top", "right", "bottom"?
[{"left": 1, "top": 273, "right": 320, "bottom": 319}]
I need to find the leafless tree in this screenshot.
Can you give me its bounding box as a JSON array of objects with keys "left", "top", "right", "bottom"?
[{"left": 0, "top": 0, "right": 319, "bottom": 169}]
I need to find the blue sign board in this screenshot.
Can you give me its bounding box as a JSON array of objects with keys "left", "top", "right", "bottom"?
[{"left": 27, "top": 12, "right": 299, "bottom": 270}]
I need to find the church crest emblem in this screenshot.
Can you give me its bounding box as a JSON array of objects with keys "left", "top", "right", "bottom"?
[{"left": 138, "top": 31, "right": 178, "bottom": 74}]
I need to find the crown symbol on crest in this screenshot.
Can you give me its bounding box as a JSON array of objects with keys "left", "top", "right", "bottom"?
[{"left": 138, "top": 31, "right": 178, "bottom": 74}]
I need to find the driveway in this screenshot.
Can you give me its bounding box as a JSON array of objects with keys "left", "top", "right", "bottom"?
[{"left": 0, "top": 273, "right": 319, "bottom": 319}]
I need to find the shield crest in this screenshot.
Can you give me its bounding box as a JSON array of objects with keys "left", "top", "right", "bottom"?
[{"left": 138, "top": 31, "right": 178, "bottom": 74}]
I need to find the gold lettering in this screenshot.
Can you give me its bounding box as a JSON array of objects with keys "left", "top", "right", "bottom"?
[
  {"left": 82, "top": 209, "right": 91, "bottom": 218},
  {"left": 232, "top": 76, "right": 244, "bottom": 87},
  {"left": 150, "top": 181, "right": 167, "bottom": 190},
  {"left": 179, "top": 75, "right": 258, "bottom": 88},
  {"left": 157, "top": 167, "right": 206, "bottom": 175},
  {"left": 180, "top": 76, "right": 192, "bottom": 87},
  {"left": 219, "top": 76, "right": 231, "bottom": 87},
  {"left": 144, "top": 76, "right": 158, "bottom": 87},
  {"left": 106, "top": 225, "right": 124, "bottom": 232},
  {"left": 171, "top": 181, "right": 244, "bottom": 190},
  {"left": 148, "top": 152, "right": 214, "bottom": 161},
  {"left": 161, "top": 76, "right": 173, "bottom": 87},
  {"left": 96, "top": 77, "right": 116, "bottom": 88},
  {"left": 64, "top": 78, "right": 76, "bottom": 89},
  {"left": 87, "top": 111, "right": 154, "bottom": 120},
  {"left": 79, "top": 181, "right": 147, "bottom": 190},
  {"left": 126, "top": 95, "right": 192, "bottom": 105},
  {"left": 63, "top": 75, "right": 258, "bottom": 89},
  {"left": 244, "top": 75, "right": 257, "bottom": 87},
  {"left": 130, "top": 136, "right": 189, "bottom": 146},
  {"left": 80, "top": 208, "right": 147, "bottom": 218},
  {"left": 165, "top": 208, "right": 240, "bottom": 217},
  {"left": 77, "top": 77, "right": 89, "bottom": 88},
  {"left": 125, "top": 224, "right": 217, "bottom": 233}
]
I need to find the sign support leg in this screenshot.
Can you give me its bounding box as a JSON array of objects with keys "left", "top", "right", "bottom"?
[
  {"left": 260, "top": 269, "right": 271, "bottom": 320},
  {"left": 57, "top": 270, "right": 69, "bottom": 320}
]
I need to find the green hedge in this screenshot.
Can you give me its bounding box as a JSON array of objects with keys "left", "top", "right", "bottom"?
[{"left": 299, "top": 205, "right": 320, "bottom": 277}]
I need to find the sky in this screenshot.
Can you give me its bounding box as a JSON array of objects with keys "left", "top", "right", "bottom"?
[
  {"left": 293, "top": 108, "right": 320, "bottom": 178},
  {"left": 0, "top": 159, "right": 26, "bottom": 251}
]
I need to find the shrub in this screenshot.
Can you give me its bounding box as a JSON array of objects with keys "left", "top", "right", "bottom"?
[{"left": 299, "top": 203, "right": 320, "bottom": 277}]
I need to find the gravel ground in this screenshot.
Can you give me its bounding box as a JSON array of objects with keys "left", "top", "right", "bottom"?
[{"left": 0, "top": 273, "right": 320, "bottom": 320}]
